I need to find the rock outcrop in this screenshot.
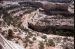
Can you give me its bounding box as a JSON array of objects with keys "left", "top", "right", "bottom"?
[
  {"left": 27, "top": 1, "right": 74, "bottom": 32},
  {"left": 40, "top": 1, "right": 69, "bottom": 11},
  {"left": 28, "top": 11, "right": 74, "bottom": 32}
]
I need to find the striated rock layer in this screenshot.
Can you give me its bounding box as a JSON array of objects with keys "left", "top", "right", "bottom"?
[{"left": 28, "top": 14, "right": 74, "bottom": 31}]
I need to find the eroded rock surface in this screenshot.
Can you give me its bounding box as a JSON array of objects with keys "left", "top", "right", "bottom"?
[
  {"left": 28, "top": 11, "right": 74, "bottom": 32},
  {"left": 0, "top": 0, "right": 74, "bottom": 49}
]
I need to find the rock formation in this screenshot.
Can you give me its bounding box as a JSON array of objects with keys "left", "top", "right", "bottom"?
[
  {"left": 0, "top": 0, "right": 74, "bottom": 49},
  {"left": 27, "top": 1, "right": 74, "bottom": 32}
]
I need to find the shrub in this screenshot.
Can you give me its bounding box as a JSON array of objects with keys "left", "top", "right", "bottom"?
[
  {"left": 46, "top": 39, "right": 55, "bottom": 47},
  {"left": 33, "top": 37, "right": 36, "bottom": 41},
  {"left": 24, "top": 43, "right": 28, "bottom": 48},
  {"left": 39, "top": 41, "right": 44, "bottom": 49},
  {"left": 6, "top": 29, "right": 13, "bottom": 40},
  {"left": 41, "top": 35, "right": 47, "bottom": 39}
]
